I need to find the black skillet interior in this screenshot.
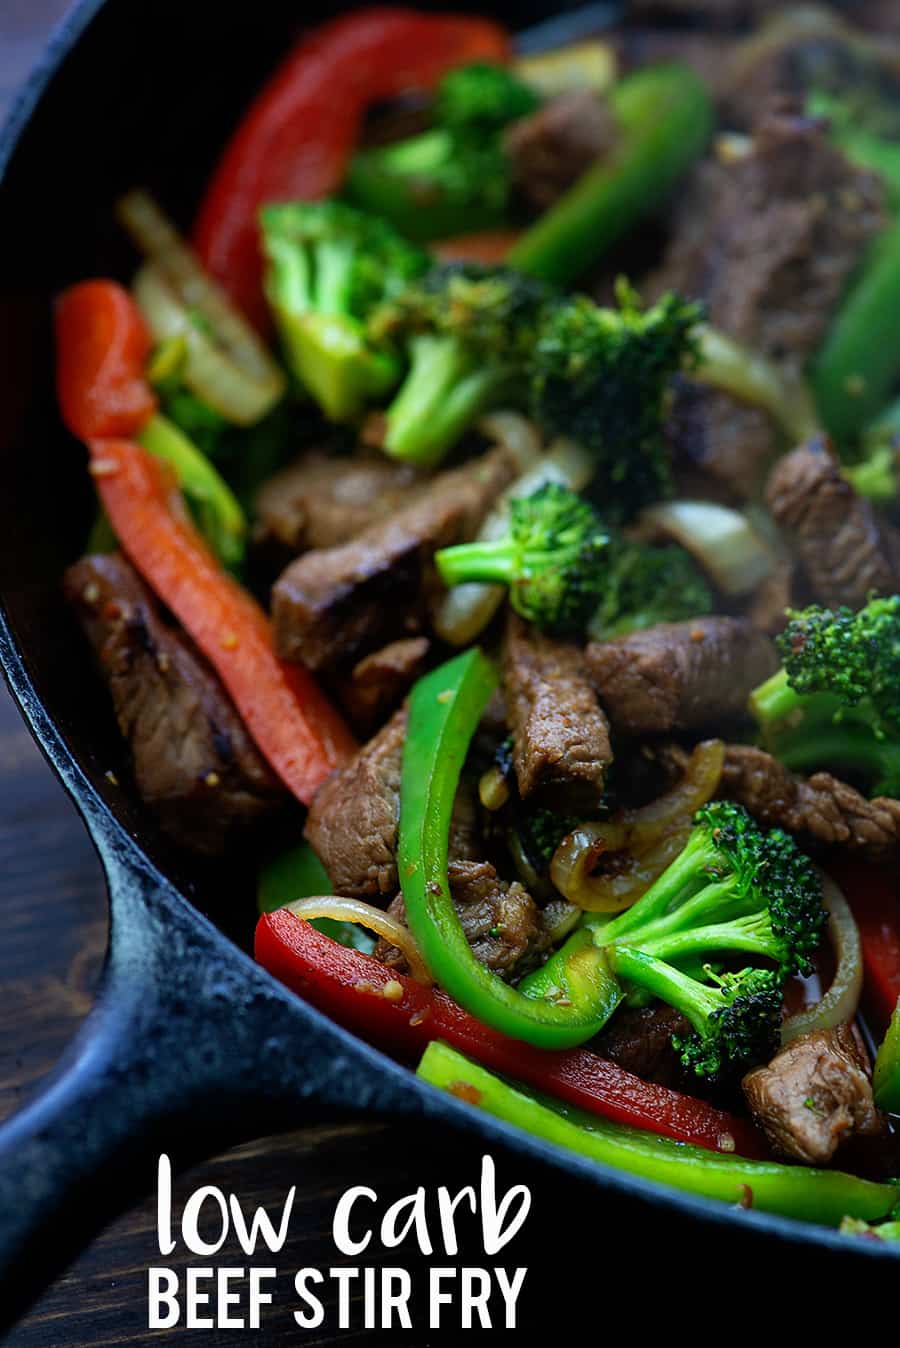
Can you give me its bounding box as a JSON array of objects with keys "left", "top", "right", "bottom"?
[{"left": 0, "top": 0, "right": 897, "bottom": 1325}]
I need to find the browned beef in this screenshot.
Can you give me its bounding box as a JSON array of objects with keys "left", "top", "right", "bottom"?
[
  {"left": 337, "top": 636, "right": 431, "bottom": 734},
  {"left": 745, "top": 558, "right": 795, "bottom": 635},
  {"left": 375, "top": 861, "right": 548, "bottom": 981},
  {"left": 273, "top": 445, "right": 517, "bottom": 672},
  {"left": 666, "top": 381, "right": 780, "bottom": 503},
  {"left": 255, "top": 450, "right": 423, "bottom": 552},
  {"left": 593, "top": 1005, "right": 690, "bottom": 1088},
  {"left": 586, "top": 617, "right": 777, "bottom": 735},
  {"left": 612, "top": 28, "right": 733, "bottom": 97},
  {"left": 503, "top": 90, "right": 618, "bottom": 211},
  {"left": 304, "top": 706, "right": 480, "bottom": 898},
  {"left": 503, "top": 614, "right": 612, "bottom": 810},
  {"left": 650, "top": 105, "right": 884, "bottom": 375},
  {"left": 766, "top": 439, "right": 900, "bottom": 608},
  {"left": 65, "top": 554, "right": 283, "bottom": 854},
  {"left": 721, "top": 744, "right": 900, "bottom": 858},
  {"left": 743, "top": 1023, "right": 882, "bottom": 1164}
]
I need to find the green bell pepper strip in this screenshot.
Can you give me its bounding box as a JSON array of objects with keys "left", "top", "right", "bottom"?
[
  {"left": 399, "top": 649, "right": 622, "bottom": 1049},
  {"left": 874, "top": 999, "right": 900, "bottom": 1116},
  {"left": 138, "top": 412, "right": 246, "bottom": 568},
  {"left": 256, "top": 841, "right": 375, "bottom": 953},
  {"left": 812, "top": 217, "right": 900, "bottom": 446},
  {"left": 418, "top": 1041, "right": 900, "bottom": 1226},
  {"left": 507, "top": 64, "right": 713, "bottom": 285}
]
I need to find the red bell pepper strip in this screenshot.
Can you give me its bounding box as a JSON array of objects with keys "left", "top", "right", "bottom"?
[
  {"left": 830, "top": 862, "right": 900, "bottom": 1032},
  {"left": 192, "top": 8, "right": 510, "bottom": 328},
  {"left": 256, "top": 909, "right": 767, "bottom": 1158},
  {"left": 88, "top": 439, "right": 355, "bottom": 802},
  {"left": 55, "top": 280, "right": 158, "bottom": 440}
]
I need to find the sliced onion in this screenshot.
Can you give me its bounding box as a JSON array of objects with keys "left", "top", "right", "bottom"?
[
  {"left": 551, "top": 739, "right": 725, "bottom": 912},
  {"left": 694, "top": 323, "right": 819, "bottom": 444},
  {"left": 639, "top": 499, "right": 774, "bottom": 597},
  {"left": 287, "top": 896, "right": 432, "bottom": 985},
  {"left": 118, "top": 190, "right": 285, "bottom": 424},
  {"left": 434, "top": 433, "right": 595, "bottom": 645},
  {"left": 781, "top": 876, "right": 862, "bottom": 1044}
]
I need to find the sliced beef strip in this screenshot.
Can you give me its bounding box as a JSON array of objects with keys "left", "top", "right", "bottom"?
[
  {"left": 337, "top": 636, "right": 431, "bottom": 734},
  {"left": 665, "top": 380, "right": 780, "bottom": 503},
  {"left": 503, "top": 90, "right": 619, "bottom": 211},
  {"left": 374, "top": 861, "right": 549, "bottom": 982},
  {"left": 503, "top": 614, "right": 612, "bottom": 811},
  {"left": 745, "top": 558, "right": 796, "bottom": 636},
  {"left": 766, "top": 439, "right": 900, "bottom": 609},
  {"left": 304, "top": 706, "right": 480, "bottom": 899},
  {"left": 273, "top": 445, "right": 518, "bottom": 673},
  {"left": 650, "top": 104, "right": 885, "bottom": 376},
  {"left": 586, "top": 617, "right": 778, "bottom": 736},
  {"left": 592, "top": 1004, "right": 691, "bottom": 1089},
  {"left": 255, "top": 450, "right": 423, "bottom": 553},
  {"left": 65, "top": 554, "right": 283, "bottom": 855},
  {"left": 743, "top": 1023, "right": 882, "bottom": 1164},
  {"left": 721, "top": 743, "right": 900, "bottom": 859}
]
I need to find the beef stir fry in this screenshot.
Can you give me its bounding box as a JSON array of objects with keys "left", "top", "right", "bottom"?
[{"left": 56, "top": 4, "right": 900, "bottom": 1239}]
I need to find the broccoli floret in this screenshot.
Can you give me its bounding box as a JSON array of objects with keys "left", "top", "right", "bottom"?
[
  {"left": 344, "top": 62, "right": 538, "bottom": 242},
  {"left": 530, "top": 280, "right": 702, "bottom": 521},
  {"left": 587, "top": 538, "right": 712, "bottom": 640},
  {"left": 435, "top": 61, "right": 540, "bottom": 132},
  {"left": 594, "top": 801, "right": 825, "bottom": 1080},
  {"left": 435, "top": 481, "right": 609, "bottom": 634},
  {"left": 843, "top": 437, "right": 900, "bottom": 503},
  {"left": 370, "top": 262, "right": 552, "bottom": 465},
  {"left": 750, "top": 597, "right": 900, "bottom": 797},
  {"left": 260, "top": 201, "right": 427, "bottom": 421},
  {"left": 521, "top": 806, "right": 582, "bottom": 868}
]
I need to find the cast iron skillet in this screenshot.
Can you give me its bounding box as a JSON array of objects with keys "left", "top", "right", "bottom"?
[{"left": 0, "top": 0, "right": 896, "bottom": 1328}]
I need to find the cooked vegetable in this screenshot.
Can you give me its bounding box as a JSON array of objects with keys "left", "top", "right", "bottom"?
[
  {"left": 257, "top": 842, "right": 376, "bottom": 952},
  {"left": 118, "top": 191, "right": 286, "bottom": 424},
  {"left": 398, "top": 649, "right": 621, "bottom": 1049},
  {"left": 808, "top": 87, "right": 900, "bottom": 210},
  {"left": 550, "top": 739, "right": 726, "bottom": 913},
  {"left": 86, "top": 438, "right": 356, "bottom": 804},
  {"left": 370, "top": 262, "right": 551, "bottom": 465},
  {"left": 508, "top": 64, "right": 713, "bottom": 285},
  {"left": 289, "top": 898, "right": 432, "bottom": 983},
  {"left": 637, "top": 500, "right": 774, "bottom": 598},
  {"left": 874, "top": 999, "right": 900, "bottom": 1115},
  {"left": 55, "top": 279, "right": 158, "bottom": 441},
  {"left": 587, "top": 537, "right": 712, "bottom": 640},
  {"left": 832, "top": 863, "right": 900, "bottom": 1031},
  {"left": 513, "top": 42, "right": 616, "bottom": 100},
  {"left": 417, "top": 1042, "right": 897, "bottom": 1225},
  {"left": 692, "top": 324, "right": 820, "bottom": 444},
  {"left": 192, "top": 7, "right": 510, "bottom": 326},
  {"left": 256, "top": 909, "right": 765, "bottom": 1153},
  {"left": 345, "top": 61, "right": 539, "bottom": 242},
  {"left": 780, "top": 877, "right": 863, "bottom": 1043},
  {"left": 750, "top": 597, "right": 900, "bottom": 798},
  {"left": 260, "top": 200, "right": 426, "bottom": 420},
  {"left": 436, "top": 482, "right": 609, "bottom": 636},
  {"left": 841, "top": 1215, "right": 900, "bottom": 1241},
  {"left": 813, "top": 218, "right": 900, "bottom": 446},
  {"left": 532, "top": 801, "right": 826, "bottom": 1080},
  {"left": 138, "top": 413, "right": 246, "bottom": 568},
  {"left": 529, "top": 282, "right": 701, "bottom": 520}
]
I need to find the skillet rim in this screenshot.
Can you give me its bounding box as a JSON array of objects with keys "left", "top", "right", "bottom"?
[{"left": 0, "top": 0, "right": 897, "bottom": 1265}]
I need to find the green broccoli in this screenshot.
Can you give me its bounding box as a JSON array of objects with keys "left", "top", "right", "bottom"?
[
  {"left": 521, "top": 801, "right": 825, "bottom": 1081},
  {"left": 587, "top": 538, "right": 713, "bottom": 640},
  {"left": 260, "top": 200, "right": 427, "bottom": 421},
  {"left": 529, "top": 281, "right": 702, "bottom": 520},
  {"left": 749, "top": 597, "right": 900, "bottom": 797},
  {"left": 435, "top": 481, "right": 609, "bottom": 635},
  {"left": 842, "top": 400, "right": 900, "bottom": 503},
  {"left": 344, "top": 62, "right": 539, "bottom": 242},
  {"left": 370, "top": 261, "right": 551, "bottom": 465}
]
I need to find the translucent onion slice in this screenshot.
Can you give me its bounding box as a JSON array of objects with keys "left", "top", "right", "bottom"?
[
  {"left": 550, "top": 739, "right": 725, "bottom": 912},
  {"left": 434, "top": 433, "right": 594, "bottom": 646},
  {"left": 287, "top": 896, "right": 433, "bottom": 985},
  {"left": 118, "top": 190, "right": 285, "bottom": 425},
  {"left": 781, "top": 877, "right": 862, "bottom": 1044},
  {"left": 639, "top": 499, "right": 774, "bottom": 596},
  {"left": 694, "top": 323, "right": 820, "bottom": 444}
]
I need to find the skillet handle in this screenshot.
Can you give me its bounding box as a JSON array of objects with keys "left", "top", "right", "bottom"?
[{"left": 0, "top": 842, "right": 389, "bottom": 1332}]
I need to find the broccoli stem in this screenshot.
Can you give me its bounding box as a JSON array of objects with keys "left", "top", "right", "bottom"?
[
  {"left": 607, "top": 944, "right": 722, "bottom": 1037},
  {"left": 435, "top": 537, "right": 521, "bottom": 587},
  {"left": 508, "top": 64, "right": 713, "bottom": 285},
  {"left": 749, "top": 666, "right": 806, "bottom": 729},
  {"left": 636, "top": 916, "right": 779, "bottom": 967},
  {"left": 774, "top": 723, "right": 900, "bottom": 797},
  {"left": 813, "top": 216, "right": 900, "bottom": 446},
  {"left": 383, "top": 332, "right": 515, "bottom": 466},
  {"left": 596, "top": 827, "right": 726, "bottom": 941}
]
